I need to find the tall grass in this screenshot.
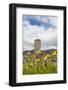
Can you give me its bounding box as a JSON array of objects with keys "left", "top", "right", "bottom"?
[
  {"left": 23, "top": 50, "right": 57, "bottom": 75},
  {"left": 23, "top": 62, "right": 57, "bottom": 75}
]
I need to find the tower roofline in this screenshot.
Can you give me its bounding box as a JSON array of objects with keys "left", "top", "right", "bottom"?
[{"left": 34, "top": 39, "right": 41, "bottom": 41}]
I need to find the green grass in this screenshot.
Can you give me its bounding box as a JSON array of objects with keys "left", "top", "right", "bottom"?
[{"left": 23, "top": 63, "right": 57, "bottom": 75}]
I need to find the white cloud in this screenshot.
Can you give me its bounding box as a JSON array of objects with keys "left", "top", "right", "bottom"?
[
  {"left": 48, "top": 17, "right": 57, "bottom": 28},
  {"left": 23, "top": 20, "right": 57, "bottom": 51}
]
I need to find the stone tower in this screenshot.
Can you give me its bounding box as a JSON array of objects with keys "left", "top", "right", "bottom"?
[{"left": 34, "top": 39, "right": 41, "bottom": 55}]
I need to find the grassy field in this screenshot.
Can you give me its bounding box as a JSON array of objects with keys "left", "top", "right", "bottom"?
[
  {"left": 23, "top": 50, "right": 57, "bottom": 75},
  {"left": 23, "top": 62, "right": 57, "bottom": 75}
]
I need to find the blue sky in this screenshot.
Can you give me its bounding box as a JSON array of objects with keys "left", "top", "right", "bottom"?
[
  {"left": 22, "top": 15, "right": 57, "bottom": 50},
  {"left": 23, "top": 15, "right": 57, "bottom": 29}
]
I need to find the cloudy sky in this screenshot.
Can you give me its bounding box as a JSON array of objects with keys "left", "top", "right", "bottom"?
[{"left": 22, "top": 15, "right": 57, "bottom": 51}]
